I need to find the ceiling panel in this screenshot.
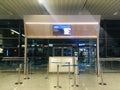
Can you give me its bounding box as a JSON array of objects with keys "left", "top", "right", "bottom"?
[
  {"left": 85, "top": 0, "right": 120, "bottom": 19},
  {"left": 0, "top": 0, "right": 120, "bottom": 20}
]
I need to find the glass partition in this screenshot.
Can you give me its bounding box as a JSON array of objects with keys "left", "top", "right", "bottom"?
[{"left": 26, "top": 38, "right": 97, "bottom": 74}]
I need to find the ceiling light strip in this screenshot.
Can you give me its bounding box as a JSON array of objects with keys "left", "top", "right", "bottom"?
[{"left": 25, "top": 22, "right": 99, "bottom": 25}]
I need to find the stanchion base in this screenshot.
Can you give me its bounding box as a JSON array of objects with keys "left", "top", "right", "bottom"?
[
  {"left": 29, "top": 73, "right": 33, "bottom": 74},
  {"left": 54, "top": 86, "right": 62, "bottom": 88},
  {"left": 99, "top": 83, "right": 107, "bottom": 85},
  {"left": 69, "top": 77, "right": 72, "bottom": 79},
  {"left": 15, "top": 82, "right": 23, "bottom": 85},
  {"left": 72, "top": 84, "right": 79, "bottom": 87},
  {"left": 24, "top": 77, "right": 30, "bottom": 80},
  {"left": 45, "top": 77, "right": 48, "bottom": 79}
]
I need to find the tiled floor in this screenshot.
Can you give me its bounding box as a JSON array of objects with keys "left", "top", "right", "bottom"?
[{"left": 0, "top": 69, "right": 120, "bottom": 90}]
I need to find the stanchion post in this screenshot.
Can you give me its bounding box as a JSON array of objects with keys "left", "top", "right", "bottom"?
[
  {"left": 68, "top": 62, "right": 72, "bottom": 79},
  {"left": 54, "top": 64, "right": 61, "bottom": 88},
  {"left": 99, "top": 63, "right": 107, "bottom": 85},
  {"left": 45, "top": 62, "right": 49, "bottom": 79},
  {"left": 29, "top": 60, "right": 33, "bottom": 74},
  {"left": 72, "top": 57, "right": 79, "bottom": 87},
  {"left": 24, "top": 59, "right": 30, "bottom": 80},
  {"left": 15, "top": 64, "right": 23, "bottom": 85}
]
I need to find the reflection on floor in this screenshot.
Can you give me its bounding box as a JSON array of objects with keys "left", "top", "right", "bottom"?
[{"left": 0, "top": 68, "right": 120, "bottom": 90}]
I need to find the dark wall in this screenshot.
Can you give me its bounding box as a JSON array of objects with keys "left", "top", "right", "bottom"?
[
  {"left": 100, "top": 20, "right": 120, "bottom": 57},
  {"left": 0, "top": 20, "right": 24, "bottom": 57}
]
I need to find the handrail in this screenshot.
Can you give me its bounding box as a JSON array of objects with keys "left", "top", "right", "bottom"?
[
  {"left": 100, "top": 58, "right": 120, "bottom": 61},
  {"left": 1, "top": 57, "right": 24, "bottom": 61}
]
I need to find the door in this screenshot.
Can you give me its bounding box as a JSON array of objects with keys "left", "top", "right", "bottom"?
[{"left": 78, "top": 40, "right": 96, "bottom": 73}]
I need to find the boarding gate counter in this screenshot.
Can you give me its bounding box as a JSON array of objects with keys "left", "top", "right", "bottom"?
[
  {"left": 49, "top": 56, "right": 78, "bottom": 73},
  {"left": 24, "top": 15, "right": 100, "bottom": 76}
]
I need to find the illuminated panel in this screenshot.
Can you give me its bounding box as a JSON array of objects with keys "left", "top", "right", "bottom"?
[
  {"left": 25, "top": 22, "right": 99, "bottom": 25},
  {"left": 52, "top": 25, "right": 72, "bottom": 36},
  {"left": 24, "top": 15, "right": 100, "bottom": 38}
]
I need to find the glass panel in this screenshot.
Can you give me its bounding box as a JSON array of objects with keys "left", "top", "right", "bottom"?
[
  {"left": 0, "top": 28, "right": 19, "bottom": 37},
  {"left": 27, "top": 39, "right": 49, "bottom": 67},
  {"left": 3, "top": 48, "right": 18, "bottom": 57},
  {"left": 49, "top": 47, "right": 53, "bottom": 56},
  {"left": 0, "top": 20, "right": 24, "bottom": 71},
  {"left": 3, "top": 39, "right": 18, "bottom": 47},
  {"left": 54, "top": 47, "right": 62, "bottom": 56},
  {"left": 78, "top": 39, "right": 96, "bottom": 73},
  {"left": 107, "top": 39, "right": 120, "bottom": 57},
  {"left": 20, "top": 47, "right": 24, "bottom": 57},
  {"left": 63, "top": 47, "right": 72, "bottom": 56}
]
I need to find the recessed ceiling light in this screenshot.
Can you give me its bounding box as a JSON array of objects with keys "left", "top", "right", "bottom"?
[
  {"left": 38, "top": 0, "right": 44, "bottom": 4},
  {"left": 113, "top": 11, "right": 119, "bottom": 15}
]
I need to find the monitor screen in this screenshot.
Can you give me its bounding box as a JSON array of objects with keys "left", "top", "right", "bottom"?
[{"left": 52, "top": 25, "right": 72, "bottom": 36}]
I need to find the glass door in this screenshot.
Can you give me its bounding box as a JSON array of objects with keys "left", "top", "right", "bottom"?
[
  {"left": 53, "top": 47, "right": 62, "bottom": 56},
  {"left": 78, "top": 39, "right": 96, "bottom": 73}
]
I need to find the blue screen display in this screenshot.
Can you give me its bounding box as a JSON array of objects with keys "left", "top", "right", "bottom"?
[{"left": 53, "top": 25, "right": 72, "bottom": 35}]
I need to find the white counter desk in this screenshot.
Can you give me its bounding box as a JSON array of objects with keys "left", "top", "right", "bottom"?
[{"left": 49, "top": 56, "right": 78, "bottom": 74}]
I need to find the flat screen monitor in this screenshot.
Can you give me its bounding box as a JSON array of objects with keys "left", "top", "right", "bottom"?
[{"left": 52, "top": 25, "right": 72, "bottom": 36}]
